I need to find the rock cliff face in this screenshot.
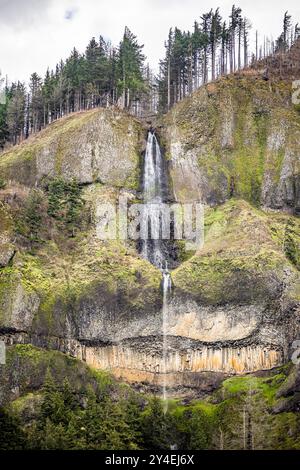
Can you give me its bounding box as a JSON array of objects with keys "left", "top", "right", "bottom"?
[
  {"left": 163, "top": 75, "right": 300, "bottom": 214},
  {"left": 0, "top": 76, "right": 300, "bottom": 395},
  {"left": 0, "top": 108, "right": 142, "bottom": 190}
]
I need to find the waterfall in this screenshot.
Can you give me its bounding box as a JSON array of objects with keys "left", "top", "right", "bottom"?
[
  {"left": 141, "top": 130, "right": 171, "bottom": 410},
  {"left": 141, "top": 131, "right": 165, "bottom": 269},
  {"left": 162, "top": 262, "right": 171, "bottom": 413}
]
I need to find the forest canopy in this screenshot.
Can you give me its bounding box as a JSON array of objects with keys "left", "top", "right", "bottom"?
[{"left": 0, "top": 6, "right": 299, "bottom": 148}]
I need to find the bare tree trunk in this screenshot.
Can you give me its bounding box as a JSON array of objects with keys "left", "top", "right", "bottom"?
[
  {"left": 203, "top": 48, "right": 208, "bottom": 84},
  {"left": 167, "top": 56, "right": 171, "bottom": 110},
  {"left": 256, "top": 31, "right": 258, "bottom": 61},
  {"left": 244, "top": 24, "right": 248, "bottom": 67},
  {"left": 238, "top": 28, "right": 242, "bottom": 70},
  {"left": 212, "top": 44, "right": 216, "bottom": 81}
]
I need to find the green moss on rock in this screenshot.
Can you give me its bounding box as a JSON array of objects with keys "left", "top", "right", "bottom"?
[
  {"left": 164, "top": 76, "right": 300, "bottom": 210},
  {"left": 0, "top": 108, "right": 143, "bottom": 191},
  {"left": 172, "top": 200, "right": 300, "bottom": 304}
]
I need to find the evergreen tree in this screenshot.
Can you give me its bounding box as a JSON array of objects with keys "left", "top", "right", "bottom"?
[
  {"left": 29, "top": 73, "right": 43, "bottom": 133},
  {"left": 23, "top": 189, "right": 45, "bottom": 247},
  {"left": 141, "top": 397, "right": 170, "bottom": 449},
  {"left": 210, "top": 8, "right": 222, "bottom": 80},
  {"left": 229, "top": 5, "right": 242, "bottom": 72},
  {"left": 118, "top": 26, "right": 146, "bottom": 109},
  {"left": 0, "top": 98, "right": 8, "bottom": 149},
  {"left": 0, "top": 407, "right": 26, "bottom": 450},
  {"left": 184, "top": 408, "right": 214, "bottom": 450},
  {"left": 200, "top": 10, "right": 212, "bottom": 83},
  {"left": 40, "top": 369, "right": 65, "bottom": 426},
  {"left": 6, "top": 81, "right": 26, "bottom": 144},
  {"left": 46, "top": 177, "right": 84, "bottom": 236}
]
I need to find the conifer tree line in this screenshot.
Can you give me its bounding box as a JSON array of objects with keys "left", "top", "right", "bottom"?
[
  {"left": 1, "top": 367, "right": 296, "bottom": 450},
  {"left": 158, "top": 7, "right": 300, "bottom": 111},
  {"left": 0, "top": 26, "right": 154, "bottom": 148},
  {"left": 1, "top": 7, "right": 300, "bottom": 149}
]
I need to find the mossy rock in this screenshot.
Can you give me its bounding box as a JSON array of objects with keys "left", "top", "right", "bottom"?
[
  {"left": 164, "top": 76, "right": 300, "bottom": 212},
  {"left": 172, "top": 199, "right": 300, "bottom": 305},
  {"left": 0, "top": 108, "right": 143, "bottom": 191}
]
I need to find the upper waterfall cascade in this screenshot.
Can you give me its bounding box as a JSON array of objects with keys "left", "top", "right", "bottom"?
[
  {"left": 141, "top": 130, "right": 172, "bottom": 407},
  {"left": 141, "top": 131, "right": 166, "bottom": 269}
]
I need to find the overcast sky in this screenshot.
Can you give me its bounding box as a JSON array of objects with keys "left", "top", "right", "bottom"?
[{"left": 0, "top": 0, "right": 300, "bottom": 83}]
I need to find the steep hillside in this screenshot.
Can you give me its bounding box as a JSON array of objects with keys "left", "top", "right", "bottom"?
[
  {"left": 0, "top": 107, "right": 163, "bottom": 387},
  {"left": 0, "top": 75, "right": 300, "bottom": 447},
  {"left": 163, "top": 75, "right": 300, "bottom": 213},
  {"left": 0, "top": 107, "right": 143, "bottom": 190},
  {"left": 1, "top": 344, "right": 300, "bottom": 450}
]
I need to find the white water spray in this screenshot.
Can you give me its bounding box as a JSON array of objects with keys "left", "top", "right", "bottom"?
[
  {"left": 162, "top": 262, "right": 171, "bottom": 413},
  {"left": 141, "top": 131, "right": 164, "bottom": 269},
  {"left": 141, "top": 130, "right": 171, "bottom": 410}
]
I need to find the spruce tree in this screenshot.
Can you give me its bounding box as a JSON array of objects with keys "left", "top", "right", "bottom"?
[
  {"left": 6, "top": 81, "right": 26, "bottom": 144},
  {"left": 141, "top": 397, "right": 170, "bottom": 449},
  {"left": 40, "top": 368, "right": 65, "bottom": 426},
  {"left": 118, "top": 26, "right": 145, "bottom": 109},
  {"left": 0, "top": 408, "right": 26, "bottom": 450}
]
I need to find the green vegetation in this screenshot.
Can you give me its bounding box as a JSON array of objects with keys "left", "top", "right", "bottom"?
[
  {"left": 164, "top": 75, "right": 300, "bottom": 208},
  {"left": 173, "top": 200, "right": 300, "bottom": 303},
  {"left": 1, "top": 345, "right": 300, "bottom": 450},
  {"left": 19, "top": 189, "right": 45, "bottom": 247},
  {"left": 0, "top": 27, "right": 148, "bottom": 149},
  {"left": 46, "top": 177, "right": 85, "bottom": 236},
  {"left": 283, "top": 218, "right": 300, "bottom": 269}
]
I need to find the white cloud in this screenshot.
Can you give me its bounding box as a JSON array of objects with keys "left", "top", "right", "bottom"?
[
  {"left": 0, "top": 0, "right": 53, "bottom": 29},
  {"left": 0, "top": 0, "right": 299, "bottom": 83}
]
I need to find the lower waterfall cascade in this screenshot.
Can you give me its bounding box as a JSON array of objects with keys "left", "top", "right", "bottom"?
[
  {"left": 140, "top": 130, "right": 172, "bottom": 408},
  {"left": 162, "top": 264, "right": 172, "bottom": 412}
]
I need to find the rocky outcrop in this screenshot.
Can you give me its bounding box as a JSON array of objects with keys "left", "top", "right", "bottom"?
[
  {"left": 0, "top": 96, "right": 299, "bottom": 391},
  {"left": 163, "top": 76, "right": 300, "bottom": 213},
  {"left": 1, "top": 195, "right": 299, "bottom": 388},
  {"left": 0, "top": 108, "right": 143, "bottom": 190},
  {"left": 0, "top": 203, "right": 15, "bottom": 268}
]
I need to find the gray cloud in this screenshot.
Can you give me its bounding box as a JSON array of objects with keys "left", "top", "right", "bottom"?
[
  {"left": 64, "top": 7, "right": 78, "bottom": 20},
  {"left": 0, "top": 0, "right": 299, "bottom": 83},
  {"left": 0, "top": 0, "right": 53, "bottom": 28}
]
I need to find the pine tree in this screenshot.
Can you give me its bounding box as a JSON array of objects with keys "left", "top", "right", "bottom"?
[
  {"left": 29, "top": 73, "right": 43, "bottom": 133},
  {"left": 184, "top": 408, "right": 213, "bottom": 449},
  {"left": 46, "top": 177, "right": 84, "bottom": 236},
  {"left": 200, "top": 10, "right": 212, "bottom": 84},
  {"left": 0, "top": 407, "right": 26, "bottom": 450},
  {"left": 141, "top": 397, "right": 170, "bottom": 449},
  {"left": 6, "top": 81, "right": 26, "bottom": 144},
  {"left": 243, "top": 18, "right": 251, "bottom": 67},
  {"left": 283, "top": 11, "right": 292, "bottom": 50},
  {"left": 118, "top": 26, "right": 145, "bottom": 109},
  {"left": 40, "top": 368, "right": 65, "bottom": 426},
  {"left": 23, "top": 189, "right": 45, "bottom": 247},
  {"left": 0, "top": 93, "right": 9, "bottom": 149},
  {"left": 210, "top": 8, "right": 222, "bottom": 80}
]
